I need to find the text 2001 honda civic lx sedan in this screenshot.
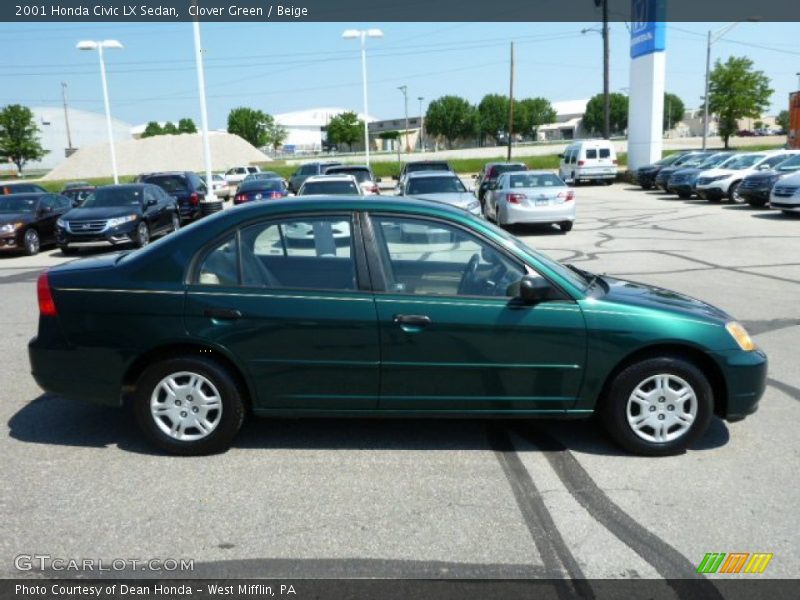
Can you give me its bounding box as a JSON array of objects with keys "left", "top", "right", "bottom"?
[{"left": 29, "top": 198, "right": 767, "bottom": 456}]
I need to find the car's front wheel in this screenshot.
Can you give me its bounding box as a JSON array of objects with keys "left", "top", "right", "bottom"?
[
  {"left": 23, "top": 228, "right": 40, "bottom": 256},
  {"left": 133, "top": 222, "right": 150, "bottom": 248},
  {"left": 728, "top": 181, "right": 743, "bottom": 203},
  {"left": 133, "top": 356, "right": 245, "bottom": 455},
  {"left": 600, "top": 357, "right": 713, "bottom": 456}
]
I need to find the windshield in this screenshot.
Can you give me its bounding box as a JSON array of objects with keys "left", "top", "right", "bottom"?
[
  {"left": 489, "top": 163, "right": 527, "bottom": 178},
  {"left": 143, "top": 175, "right": 188, "bottom": 193},
  {"left": 655, "top": 153, "right": 683, "bottom": 166},
  {"left": 63, "top": 189, "right": 94, "bottom": 204},
  {"left": 406, "top": 163, "right": 450, "bottom": 174},
  {"left": 724, "top": 154, "right": 765, "bottom": 170},
  {"left": 407, "top": 176, "right": 466, "bottom": 195},
  {"left": 300, "top": 180, "right": 360, "bottom": 195},
  {"left": 679, "top": 154, "right": 712, "bottom": 168},
  {"left": 698, "top": 153, "right": 732, "bottom": 169},
  {"left": 508, "top": 173, "right": 565, "bottom": 188},
  {"left": 776, "top": 155, "right": 800, "bottom": 171},
  {"left": 0, "top": 195, "right": 38, "bottom": 212},
  {"left": 82, "top": 187, "right": 144, "bottom": 208}
]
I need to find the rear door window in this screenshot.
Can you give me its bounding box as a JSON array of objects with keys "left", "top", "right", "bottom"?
[
  {"left": 585, "top": 148, "right": 598, "bottom": 160},
  {"left": 599, "top": 148, "right": 611, "bottom": 159}
]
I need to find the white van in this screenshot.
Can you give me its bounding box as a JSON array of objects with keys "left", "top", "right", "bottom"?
[{"left": 558, "top": 140, "right": 618, "bottom": 185}]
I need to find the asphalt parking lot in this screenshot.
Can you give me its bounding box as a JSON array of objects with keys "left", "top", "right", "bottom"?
[{"left": 1, "top": 183, "right": 798, "bottom": 584}]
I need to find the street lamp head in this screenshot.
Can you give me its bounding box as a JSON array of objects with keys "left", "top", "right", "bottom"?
[
  {"left": 77, "top": 39, "right": 123, "bottom": 50},
  {"left": 341, "top": 29, "right": 360, "bottom": 39},
  {"left": 366, "top": 29, "right": 384, "bottom": 38},
  {"left": 76, "top": 40, "right": 98, "bottom": 50},
  {"left": 101, "top": 40, "right": 124, "bottom": 49}
]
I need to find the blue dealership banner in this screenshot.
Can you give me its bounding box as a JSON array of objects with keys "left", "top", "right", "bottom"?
[{"left": 630, "top": 0, "right": 666, "bottom": 59}]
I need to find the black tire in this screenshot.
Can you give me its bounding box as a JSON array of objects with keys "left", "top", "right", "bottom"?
[
  {"left": 605, "top": 180, "right": 614, "bottom": 186},
  {"left": 728, "top": 181, "right": 743, "bottom": 203},
  {"left": 133, "top": 221, "right": 150, "bottom": 248},
  {"left": 559, "top": 221, "right": 573, "bottom": 233},
  {"left": 23, "top": 228, "right": 40, "bottom": 256},
  {"left": 599, "top": 356, "right": 713, "bottom": 456},
  {"left": 782, "top": 210, "right": 797, "bottom": 216},
  {"left": 571, "top": 172, "right": 579, "bottom": 186},
  {"left": 747, "top": 198, "right": 767, "bottom": 208},
  {"left": 640, "top": 183, "right": 653, "bottom": 190},
  {"left": 677, "top": 192, "right": 691, "bottom": 199},
  {"left": 59, "top": 245, "right": 78, "bottom": 256},
  {"left": 133, "top": 356, "right": 246, "bottom": 455}
]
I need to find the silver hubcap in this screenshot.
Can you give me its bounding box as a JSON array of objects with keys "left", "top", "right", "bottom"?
[
  {"left": 173, "top": 214, "right": 180, "bottom": 230},
  {"left": 150, "top": 371, "right": 222, "bottom": 441},
  {"left": 626, "top": 374, "right": 697, "bottom": 443},
  {"left": 139, "top": 224, "right": 149, "bottom": 245},
  {"left": 25, "top": 230, "right": 39, "bottom": 253}
]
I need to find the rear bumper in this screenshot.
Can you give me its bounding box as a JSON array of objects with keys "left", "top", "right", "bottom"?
[
  {"left": 714, "top": 348, "right": 768, "bottom": 421},
  {"left": 501, "top": 202, "right": 576, "bottom": 225}
]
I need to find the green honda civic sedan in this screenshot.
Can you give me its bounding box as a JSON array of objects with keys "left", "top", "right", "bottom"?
[{"left": 29, "top": 197, "right": 766, "bottom": 456}]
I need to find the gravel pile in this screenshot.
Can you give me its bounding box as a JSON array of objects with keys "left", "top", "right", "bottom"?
[{"left": 43, "top": 132, "right": 270, "bottom": 181}]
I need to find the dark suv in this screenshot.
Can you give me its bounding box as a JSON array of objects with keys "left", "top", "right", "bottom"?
[
  {"left": 139, "top": 172, "right": 207, "bottom": 222},
  {"left": 475, "top": 162, "right": 528, "bottom": 206},
  {"left": 288, "top": 162, "right": 342, "bottom": 194}
]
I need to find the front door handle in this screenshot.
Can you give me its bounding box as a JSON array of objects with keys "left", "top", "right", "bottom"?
[
  {"left": 393, "top": 314, "right": 431, "bottom": 332},
  {"left": 204, "top": 308, "right": 242, "bottom": 320}
]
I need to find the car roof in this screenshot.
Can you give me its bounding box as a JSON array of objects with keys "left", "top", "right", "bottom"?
[
  {"left": 0, "top": 191, "right": 46, "bottom": 198},
  {"left": 96, "top": 183, "right": 148, "bottom": 190},
  {"left": 304, "top": 174, "right": 358, "bottom": 183},
  {"left": 326, "top": 165, "right": 371, "bottom": 171}
]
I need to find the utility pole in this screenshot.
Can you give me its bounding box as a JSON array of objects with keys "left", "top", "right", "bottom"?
[
  {"left": 507, "top": 41, "right": 515, "bottom": 161},
  {"left": 61, "top": 82, "right": 74, "bottom": 153},
  {"left": 602, "top": 0, "right": 610, "bottom": 139},
  {"left": 418, "top": 96, "right": 425, "bottom": 151},
  {"left": 398, "top": 85, "right": 410, "bottom": 153}
]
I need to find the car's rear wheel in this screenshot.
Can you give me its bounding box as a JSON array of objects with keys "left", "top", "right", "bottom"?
[
  {"left": 600, "top": 357, "right": 713, "bottom": 456},
  {"left": 559, "top": 221, "right": 573, "bottom": 233},
  {"left": 133, "top": 356, "right": 245, "bottom": 455},
  {"left": 23, "top": 228, "right": 40, "bottom": 256},
  {"left": 133, "top": 222, "right": 150, "bottom": 248}
]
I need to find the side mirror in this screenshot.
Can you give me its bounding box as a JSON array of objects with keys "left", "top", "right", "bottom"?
[
  {"left": 507, "top": 275, "right": 553, "bottom": 304},
  {"left": 39, "top": 205, "right": 53, "bottom": 214},
  {"left": 147, "top": 198, "right": 158, "bottom": 207}
]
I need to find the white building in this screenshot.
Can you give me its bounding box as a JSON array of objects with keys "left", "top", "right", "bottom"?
[
  {"left": 23, "top": 106, "right": 133, "bottom": 171},
  {"left": 537, "top": 99, "right": 590, "bottom": 141},
  {"left": 274, "top": 107, "right": 375, "bottom": 154}
]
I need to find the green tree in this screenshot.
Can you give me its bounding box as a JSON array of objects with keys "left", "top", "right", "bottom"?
[
  {"left": 227, "top": 107, "right": 274, "bottom": 148},
  {"left": 265, "top": 121, "right": 288, "bottom": 152},
  {"left": 326, "top": 111, "right": 363, "bottom": 151},
  {"left": 477, "top": 94, "right": 509, "bottom": 144},
  {"left": 516, "top": 97, "right": 557, "bottom": 138},
  {"left": 177, "top": 118, "right": 197, "bottom": 134},
  {"left": 0, "top": 104, "right": 47, "bottom": 174},
  {"left": 706, "top": 56, "right": 773, "bottom": 148},
  {"left": 663, "top": 92, "right": 685, "bottom": 131},
  {"left": 161, "top": 121, "right": 178, "bottom": 135},
  {"left": 141, "top": 121, "right": 163, "bottom": 138},
  {"left": 424, "top": 95, "right": 477, "bottom": 149},
  {"left": 582, "top": 93, "right": 629, "bottom": 136},
  {"left": 776, "top": 110, "right": 790, "bottom": 133}
]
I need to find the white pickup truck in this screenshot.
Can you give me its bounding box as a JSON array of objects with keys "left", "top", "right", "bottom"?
[{"left": 224, "top": 165, "right": 261, "bottom": 185}]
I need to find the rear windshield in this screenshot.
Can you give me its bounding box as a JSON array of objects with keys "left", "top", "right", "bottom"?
[
  {"left": 509, "top": 173, "right": 564, "bottom": 188},
  {"left": 406, "top": 162, "right": 451, "bottom": 173},
  {"left": 240, "top": 179, "right": 285, "bottom": 192},
  {"left": 585, "top": 149, "right": 597, "bottom": 159},
  {"left": 143, "top": 175, "right": 189, "bottom": 193},
  {"left": 489, "top": 163, "right": 527, "bottom": 178},
  {"left": 407, "top": 176, "right": 466, "bottom": 195},
  {"left": 82, "top": 187, "right": 144, "bottom": 208},
  {"left": 599, "top": 148, "right": 611, "bottom": 158},
  {"left": 300, "top": 181, "right": 360, "bottom": 195},
  {"left": 325, "top": 168, "right": 371, "bottom": 182}
]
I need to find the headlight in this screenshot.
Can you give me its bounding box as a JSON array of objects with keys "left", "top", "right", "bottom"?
[
  {"left": 0, "top": 222, "right": 22, "bottom": 234},
  {"left": 107, "top": 215, "right": 138, "bottom": 228},
  {"left": 467, "top": 200, "right": 480, "bottom": 211},
  {"left": 56, "top": 217, "right": 66, "bottom": 229},
  {"left": 708, "top": 175, "right": 729, "bottom": 183},
  {"left": 726, "top": 321, "right": 756, "bottom": 352}
]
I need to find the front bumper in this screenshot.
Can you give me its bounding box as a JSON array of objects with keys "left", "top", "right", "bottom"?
[
  {"left": 739, "top": 187, "right": 771, "bottom": 202},
  {"left": 57, "top": 221, "right": 138, "bottom": 247},
  {"left": 714, "top": 347, "right": 768, "bottom": 421},
  {"left": 696, "top": 185, "right": 727, "bottom": 200},
  {"left": 670, "top": 183, "right": 695, "bottom": 196},
  {"left": 636, "top": 171, "right": 658, "bottom": 186},
  {"left": 0, "top": 231, "right": 23, "bottom": 251},
  {"left": 770, "top": 199, "right": 800, "bottom": 212}
]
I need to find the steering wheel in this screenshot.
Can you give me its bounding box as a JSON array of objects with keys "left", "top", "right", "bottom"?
[{"left": 457, "top": 253, "right": 481, "bottom": 295}]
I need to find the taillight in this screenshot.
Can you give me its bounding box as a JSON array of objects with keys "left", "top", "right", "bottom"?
[
  {"left": 37, "top": 272, "right": 57, "bottom": 317},
  {"left": 189, "top": 192, "right": 199, "bottom": 206},
  {"left": 370, "top": 185, "right": 380, "bottom": 194},
  {"left": 235, "top": 194, "right": 247, "bottom": 204},
  {"left": 269, "top": 192, "right": 282, "bottom": 199},
  {"left": 578, "top": 160, "right": 585, "bottom": 166},
  {"left": 558, "top": 190, "right": 575, "bottom": 202},
  {"left": 507, "top": 193, "right": 526, "bottom": 204}
]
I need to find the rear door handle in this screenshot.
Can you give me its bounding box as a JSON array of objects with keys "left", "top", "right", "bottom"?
[
  {"left": 393, "top": 314, "right": 431, "bottom": 328},
  {"left": 204, "top": 308, "right": 242, "bottom": 320}
]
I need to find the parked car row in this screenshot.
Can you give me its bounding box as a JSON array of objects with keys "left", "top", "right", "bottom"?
[{"left": 635, "top": 149, "right": 800, "bottom": 213}]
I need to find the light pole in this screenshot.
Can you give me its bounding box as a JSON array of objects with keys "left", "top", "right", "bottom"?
[
  {"left": 796, "top": 72, "right": 800, "bottom": 90},
  {"left": 581, "top": 22, "right": 610, "bottom": 139},
  {"left": 343, "top": 28, "right": 383, "bottom": 167},
  {"left": 418, "top": 96, "right": 425, "bottom": 151},
  {"left": 61, "top": 82, "right": 74, "bottom": 154},
  {"left": 702, "top": 19, "right": 760, "bottom": 149},
  {"left": 77, "top": 39, "right": 123, "bottom": 184},
  {"left": 192, "top": 15, "right": 216, "bottom": 210},
  {"left": 398, "top": 85, "right": 410, "bottom": 153}
]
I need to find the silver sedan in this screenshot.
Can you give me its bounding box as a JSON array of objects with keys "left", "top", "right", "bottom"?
[{"left": 484, "top": 171, "right": 576, "bottom": 232}]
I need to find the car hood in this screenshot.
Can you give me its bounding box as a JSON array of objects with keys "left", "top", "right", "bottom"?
[
  {"left": 0, "top": 212, "right": 34, "bottom": 225},
  {"left": 411, "top": 192, "right": 475, "bottom": 208},
  {"left": 637, "top": 165, "right": 662, "bottom": 174},
  {"left": 63, "top": 206, "right": 141, "bottom": 220},
  {"left": 698, "top": 168, "right": 735, "bottom": 178},
  {"left": 600, "top": 275, "right": 732, "bottom": 324},
  {"left": 671, "top": 167, "right": 703, "bottom": 177}
]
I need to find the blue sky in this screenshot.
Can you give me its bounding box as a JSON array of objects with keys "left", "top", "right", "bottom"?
[{"left": 1, "top": 21, "right": 798, "bottom": 128}]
